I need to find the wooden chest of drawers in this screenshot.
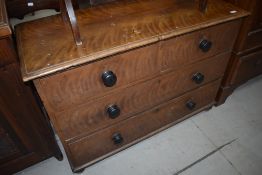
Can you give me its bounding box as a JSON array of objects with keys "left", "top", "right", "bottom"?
[
  {"left": 15, "top": 0, "right": 248, "bottom": 172},
  {"left": 216, "top": 0, "right": 262, "bottom": 105}
]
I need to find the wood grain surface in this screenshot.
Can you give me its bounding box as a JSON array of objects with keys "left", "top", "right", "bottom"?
[
  {"left": 16, "top": 0, "right": 248, "bottom": 81},
  {"left": 160, "top": 20, "right": 241, "bottom": 71},
  {"left": 50, "top": 52, "right": 230, "bottom": 141},
  {"left": 17, "top": 0, "right": 247, "bottom": 172},
  {"left": 34, "top": 19, "right": 238, "bottom": 113},
  {"left": 67, "top": 80, "right": 221, "bottom": 170},
  {"left": 34, "top": 43, "right": 160, "bottom": 112}
]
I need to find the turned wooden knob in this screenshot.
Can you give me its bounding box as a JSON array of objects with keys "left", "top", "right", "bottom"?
[
  {"left": 102, "top": 71, "right": 117, "bottom": 87},
  {"left": 112, "top": 133, "right": 124, "bottom": 145},
  {"left": 192, "top": 72, "right": 205, "bottom": 84},
  {"left": 107, "top": 105, "right": 121, "bottom": 119},
  {"left": 186, "top": 100, "right": 196, "bottom": 110},
  {"left": 199, "top": 39, "right": 212, "bottom": 52}
]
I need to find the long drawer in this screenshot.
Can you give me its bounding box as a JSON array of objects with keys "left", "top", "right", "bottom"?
[
  {"left": 34, "top": 21, "right": 240, "bottom": 113},
  {"left": 56, "top": 52, "right": 230, "bottom": 141},
  {"left": 66, "top": 80, "right": 221, "bottom": 170},
  {"left": 34, "top": 43, "right": 160, "bottom": 112}
]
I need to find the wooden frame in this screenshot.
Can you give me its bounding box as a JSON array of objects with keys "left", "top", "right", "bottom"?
[{"left": 59, "top": 0, "right": 82, "bottom": 46}]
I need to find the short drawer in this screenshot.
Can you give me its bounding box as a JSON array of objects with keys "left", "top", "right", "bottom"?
[
  {"left": 56, "top": 52, "right": 230, "bottom": 141},
  {"left": 67, "top": 80, "right": 221, "bottom": 170},
  {"left": 160, "top": 20, "right": 241, "bottom": 71},
  {"left": 232, "top": 49, "right": 262, "bottom": 85},
  {"left": 243, "top": 28, "right": 262, "bottom": 52},
  {"left": 35, "top": 43, "right": 160, "bottom": 112}
]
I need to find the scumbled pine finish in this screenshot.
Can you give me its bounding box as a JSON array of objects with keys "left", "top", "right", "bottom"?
[{"left": 16, "top": 0, "right": 248, "bottom": 173}]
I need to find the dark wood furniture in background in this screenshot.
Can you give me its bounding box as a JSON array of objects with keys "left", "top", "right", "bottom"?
[
  {"left": 6, "top": 0, "right": 79, "bottom": 19},
  {"left": 88, "top": 0, "right": 208, "bottom": 10},
  {"left": 0, "top": 1, "right": 62, "bottom": 174},
  {"left": 88, "top": 0, "right": 115, "bottom": 6},
  {"left": 16, "top": 0, "right": 247, "bottom": 172},
  {"left": 216, "top": 0, "right": 262, "bottom": 105}
]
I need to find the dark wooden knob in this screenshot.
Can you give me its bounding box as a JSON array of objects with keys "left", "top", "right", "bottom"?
[
  {"left": 192, "top": 72, "right": 205, "bottom": 84},
  {"left": 199, "top": 39, "right": 212, "bottom": 52},
  {"left": 112, "top": 133, "right": 123, "bottom": 145},
  {"left": 107, "top": 105, "right": 120, "bottom": 119},
  {"left": 186, "top": 100, "right": 196, "bottom": 110},
  {"left": 102, "top": 71, "right": 117, "bottom": 87}
]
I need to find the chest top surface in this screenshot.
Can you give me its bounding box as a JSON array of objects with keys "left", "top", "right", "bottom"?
[{"left": 16, "top": 0, "right": 248, "bottom": 82}]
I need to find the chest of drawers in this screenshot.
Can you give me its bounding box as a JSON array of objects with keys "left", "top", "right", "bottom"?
[
  {"left": 15, "top": 0, "right": 248, "bottom": 172},
  {"left": 216, "top": 0, "right": 262, "bottom": 105}
]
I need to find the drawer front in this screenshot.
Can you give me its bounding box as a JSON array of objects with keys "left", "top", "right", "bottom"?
[
  {"left": 160, "top": 20, "right": 241, "bottom": 71},
  {"left": 67, "top": 80, "right": 221, "bottom": 169},
  {"left": 232, "top": 49, "right": 262, "bottom": 85},
  {"left": 57, "top": 52, "right": 230, "bottom": 141},
  {"left": 242, "top": 0, "right": 262, "bottom": 51},
  {"left": 243, "top": 29, "right": 262, "bottom": 51},
  {"left": 35, "top": 44, "right": 160, "bottom": 112}
]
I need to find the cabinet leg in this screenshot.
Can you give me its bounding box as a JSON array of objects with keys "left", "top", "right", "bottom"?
[
  {"left": 74, "top": 168, "right": 85, "bottom": 174},
  {"left": 204, "top": 106, "right": 213, "bottom": 111},
  {"left": 215, "top": 86, "right": 235, "bottom": 106},
  {"left": 54, "top": 152, "right": 63, "bottom": 161}
]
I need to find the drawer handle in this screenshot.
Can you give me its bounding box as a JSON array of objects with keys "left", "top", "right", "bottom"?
[
  {"left": 107, "top": 105, "right": 121, "bottom": 119},
  {"left": 112, "top": 133, "right": 124, "bottom": 145},
  {"left": 192, "top": 72, "right": 205, "bottom": 84},
  {"left": 199, "top": 39, "right": 212, "bottom": 52},
  {"left": 186, "top": 100, "right": 196, "bottom": 110},
  {"left": 102, "top": 71, "right": 117, "bottom": 87}
]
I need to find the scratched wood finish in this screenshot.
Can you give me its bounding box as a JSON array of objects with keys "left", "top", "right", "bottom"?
[
  {"left": 160, "top": 20, "right": 241, "bottom": 71},
  {"left": 15, "top": 0, "right": 246, "bottom": 172},
  {"left": 54, "top": 52, "right": 230, "bottom": 141},
  {"left": 16, "top": 0, "right": 248, "bottom": 81},
  {"left": 34, "top": 43, "right": 159, "bottom": 112},
  {"left": 34, "top": 20, "right": 238, "bottom": 113},
  {"left": 67, "top": 80, "right": 221, "bottom": 170}
]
